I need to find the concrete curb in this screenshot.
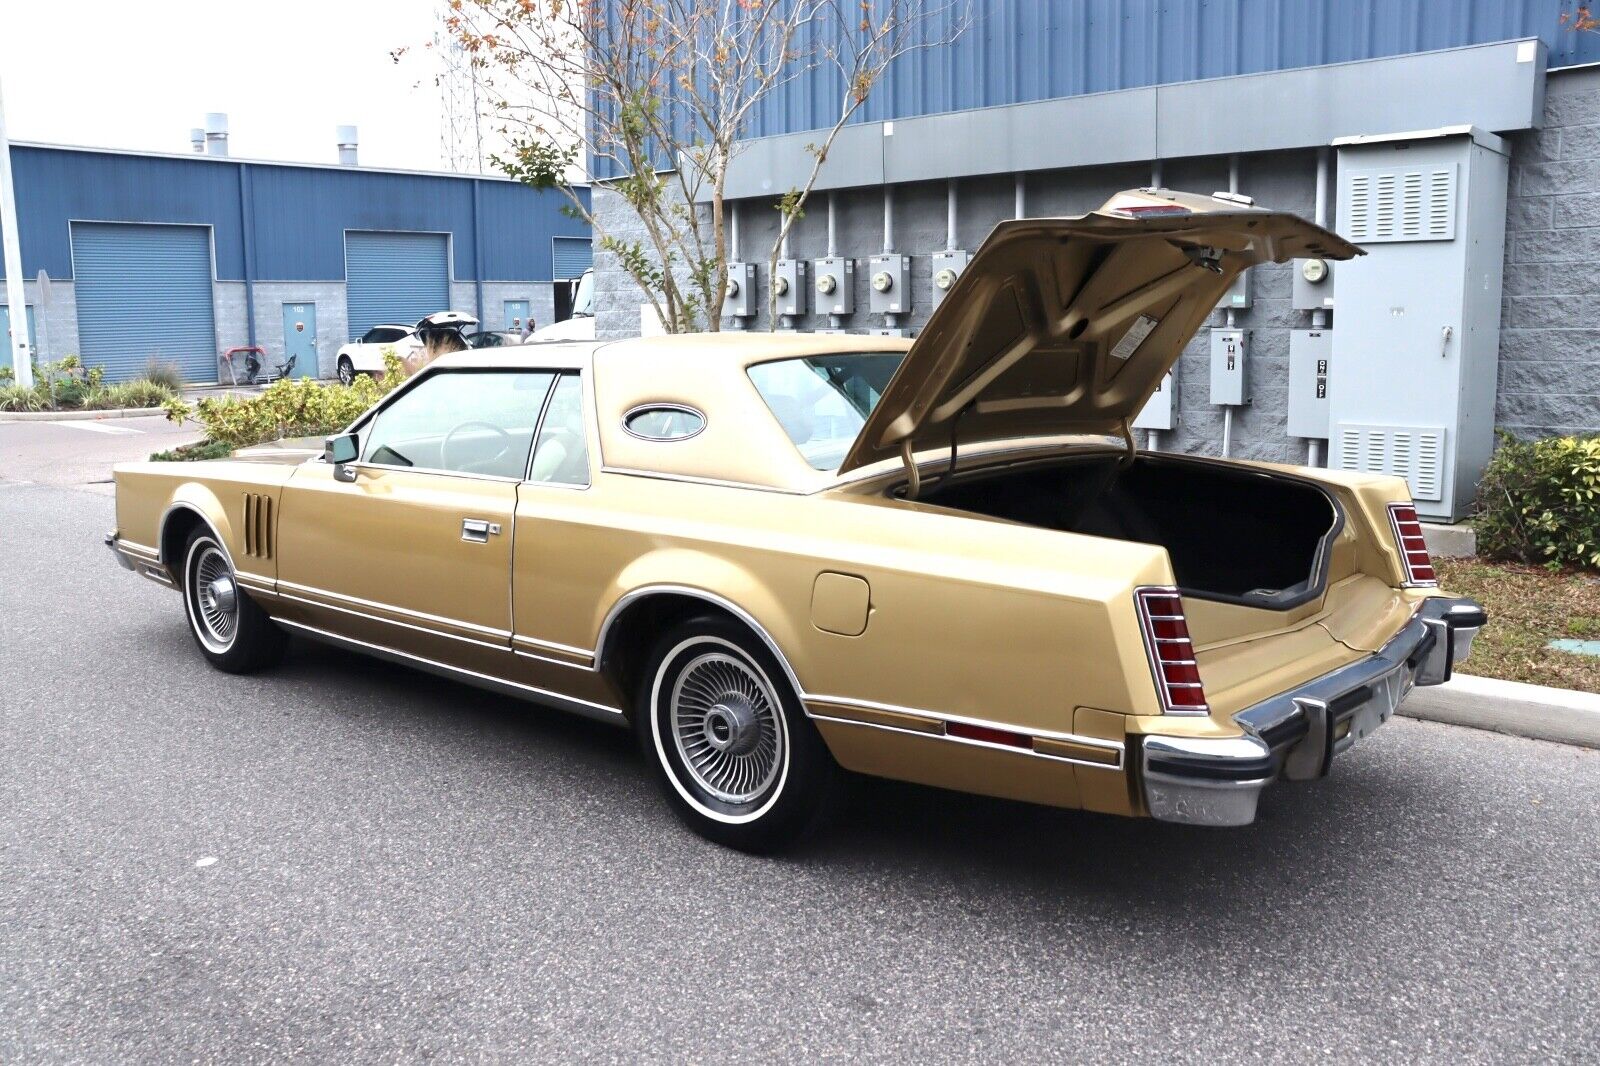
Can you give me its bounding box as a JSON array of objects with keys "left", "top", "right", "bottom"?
[
  {"left": 0, "top": 406, "right": 169, "bottom": 422},
  {"left": 1401, "top": 673, "right": 1600, "bottom": 750}
]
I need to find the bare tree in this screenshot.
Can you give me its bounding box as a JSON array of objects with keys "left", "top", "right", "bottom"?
[{"left": 443, "top": 0, "right": 966, "bottom": 333}]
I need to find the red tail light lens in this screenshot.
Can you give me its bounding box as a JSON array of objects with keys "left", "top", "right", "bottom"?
[
  {"left": 1134, "top": 587, "right": 1210, "bottom": 716},
  {"left": 1386, "top": 503, "right": 1438, "bottom": 586}
]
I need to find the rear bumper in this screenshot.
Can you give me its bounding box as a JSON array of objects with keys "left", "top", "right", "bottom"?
[{"left": 1141, "top": 595, "right": 1486, "bottom": 827}]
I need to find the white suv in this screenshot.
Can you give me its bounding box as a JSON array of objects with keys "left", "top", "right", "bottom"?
[{"left": 335, "top": 325, "right": 422, "bottom": 384}]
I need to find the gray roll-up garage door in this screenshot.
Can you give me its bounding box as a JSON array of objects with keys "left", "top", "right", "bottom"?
[
  {"left": 72, "top": 223, "right": 218, "bottom": 383},
  {"left": 552, "top": 236, "right": 593, "bottom": 279},
  {"left": 345, "top": 231, "right": 450, "bottom": 339}
]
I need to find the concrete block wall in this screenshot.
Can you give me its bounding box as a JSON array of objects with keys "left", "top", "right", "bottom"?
[
  {"left": 479, "top": 281, "right": 555, "bottom": 334},
  {"left": 1, "top": 278, "right": 78, "bottom": 364},
  {"left": 1499, "top": 65, "right": 1600, "bottom": 439},
  {"left": 250, "top": 282, "right": 349, "bottom": 379}
]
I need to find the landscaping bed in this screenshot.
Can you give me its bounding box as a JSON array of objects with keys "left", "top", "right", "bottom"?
[
  {"left": 0, "top": 356, "right": 178, "bottom": 413},
  {"left": 1436, "top": 557, "right": 1600, "bottom": 694}
]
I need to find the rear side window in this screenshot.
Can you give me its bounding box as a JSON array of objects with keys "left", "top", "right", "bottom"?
[
  {"left": 529, "top": 373, "right": 591, "bottom": 486},
  {"left": 623, "top": 404, "right": 705, "bottom": 441}
]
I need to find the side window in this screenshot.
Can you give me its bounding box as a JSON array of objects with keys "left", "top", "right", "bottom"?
[
  {"left": 361, "top": 327, "right": 383, "bottom": 344},
  {"left": 361, "top": 370, "right": 556, "bottom": 478},
  {"left": 528, "top": 373, "right": 591, "bottom": 486},
  {"left": 623, "top": 405, "right": 705, "bottom": 441}
]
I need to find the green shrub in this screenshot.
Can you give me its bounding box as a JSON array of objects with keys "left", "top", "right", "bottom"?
[
  {"left": 84, "top": 379, "right": 178, "bottom": 410},
  {"left": 1475, "top": 432, "right": 1600, "bottom": 571},
  {"left": 166, "top": 351, "right": 406, "bottom": 448},
  {"left": 149, "top": 439, "right": 234, "bottom": 462},
  {"left": 143, "top": 357, "right": 184, "bottom": 392},
  {"left": 0, "top": 384, "right": 45, "bottom": 412}
]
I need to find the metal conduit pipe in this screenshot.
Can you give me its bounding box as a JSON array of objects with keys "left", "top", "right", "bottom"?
[
  {"left": 1221, "top": 154, "right": 1242, "bottom": 459},
  {"left": 946, "top": 180, "right": 958, "bottom": 250},
  {"left": 1014, "top": 174, "right": 1025, "bottom": 218},
  {"left": 1308, "top": 147, "right": 1332, "bottom": 466},
  {"left": 826, "top": 193, "right": 841, "bottom": 329},
  {"left": 1147, "top": 160, "right": 1164, "bottom": 452}
]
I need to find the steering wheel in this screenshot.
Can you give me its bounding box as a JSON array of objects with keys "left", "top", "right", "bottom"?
[{"left": 440, "top": 420, "right": 512, "bottom": 474}]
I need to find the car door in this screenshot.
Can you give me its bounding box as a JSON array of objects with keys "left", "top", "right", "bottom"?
[{"left": 275, "top": 367, "right": 558, "bottom": 668}]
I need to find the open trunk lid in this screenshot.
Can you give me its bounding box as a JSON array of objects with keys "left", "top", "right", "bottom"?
[{"left": 837, "top": 189, "right": 1362, "bottom": 476}]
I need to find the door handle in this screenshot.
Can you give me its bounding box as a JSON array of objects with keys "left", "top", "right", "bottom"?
[{"left": 461, "top": 518, "right": 502, "bottom": 543}]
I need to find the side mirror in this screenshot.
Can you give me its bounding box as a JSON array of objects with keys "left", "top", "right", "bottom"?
[{"left": 325, "top": 432, "right": 359, "bottom": 482}]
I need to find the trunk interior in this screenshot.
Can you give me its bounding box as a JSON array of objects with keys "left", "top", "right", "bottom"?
[{"left": 914, "top": 453, "right": 1342, "bottom": 610}]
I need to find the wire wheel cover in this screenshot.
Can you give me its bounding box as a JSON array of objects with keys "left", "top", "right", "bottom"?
[
  {"left": 670, "top": 651, "right": 786, "bottom": 805},
  {"left": 191, "top": 545, "right": 238, "bottom": 649}
]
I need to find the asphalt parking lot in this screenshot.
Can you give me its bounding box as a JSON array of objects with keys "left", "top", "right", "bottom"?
[{"left": 2, "top": 423, "right": 1598, "bottom": 1062}]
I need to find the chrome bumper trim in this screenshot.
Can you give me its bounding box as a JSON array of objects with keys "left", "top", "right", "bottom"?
[
  {"left": 1142, "top": 595, "right": 1486, "bottom": 827},
  {"left": 107, "top": 533, "right": 174, "bottom": 588}
]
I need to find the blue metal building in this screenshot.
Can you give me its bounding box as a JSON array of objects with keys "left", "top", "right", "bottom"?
[{"left": 2, "top": 143, "right": 591, "bottom": 382}]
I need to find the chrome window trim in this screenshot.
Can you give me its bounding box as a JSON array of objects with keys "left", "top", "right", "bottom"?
[
  {"left": 621, "top": 403, "right": 707, "bottom": 442},
  {"left": 275, "top": 618, "right": 624, "bottom": 725},
  {"left": 597, "top": 466, "right": 801, "bottom": 495}
]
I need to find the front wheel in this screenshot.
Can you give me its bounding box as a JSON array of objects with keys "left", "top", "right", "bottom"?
[
  {"left": 635, "top": 616, "right": 838, "bottom": 852},
  {"left": 181, "top": 528, "right": 286, "bottom": 673},
  {"left": 336, "top": 356, "right": 356, "bottom": 386}
]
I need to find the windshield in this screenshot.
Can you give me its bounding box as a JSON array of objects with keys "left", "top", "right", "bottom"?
[
  {"left": 572, "top": 269, "right": 595, "bottom": 317},
  {"left": 748, "top": 352, "right": 905, "bottom": 471}
]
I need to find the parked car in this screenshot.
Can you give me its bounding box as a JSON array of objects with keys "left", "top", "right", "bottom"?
[
  {"left": 530, "top": 268, "right": 594, "bottom": 341},
  {"left": 336, "top": 312, "right": 481, "bottom": 382},
  {"left": 107, "top": 189, "right": 1485, "bottom": 851},
  {"left": 334, "top": 324, "right": 421, "bottom": 384},
  {"left": 466, "top": 329, "right": 521, "bottom": 349}
]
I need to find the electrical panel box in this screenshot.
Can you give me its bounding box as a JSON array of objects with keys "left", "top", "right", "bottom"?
[
  {"left": 811, "top": 328, "right": 846, "bottom": 335},
  {"left": 867, "top": 327, "right": 908, "bottom": 338},
  {"left": 722, "top": 262, "right": 757, "bottom": 319},
  {"left": 1217, "top": 269, "right": 1252, "bottom": 312},
  {"left": 930, "top": 250, "right": 969, "bottom": 310},
  {"left": 1209, "top": 328, "right": 1250, "bottom": 406},
  {"left": 813, "top": 256, "right": 854, "bottom": 316},
  {"left": 773, "top": 259, "right": 807, "bottom": 318},
  {"left": 1329, "top": 128, "right": 1509, "bottom": 521},
  {"left": 1132, "top": 370, "right": 1178, "bottom": 431},
  {"left": 1287, "top": 329, "right": 1332, "bottom": 439},
  {"left": 1292, "top": 258, "right": 1336, "bottom": 312},
  {"left": 867, "top": 254, "right": 911, "bottom": 315}
]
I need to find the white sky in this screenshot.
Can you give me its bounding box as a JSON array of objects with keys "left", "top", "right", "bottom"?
[{"left": 1, "top": 0, "right": 467, "bottom": 172}]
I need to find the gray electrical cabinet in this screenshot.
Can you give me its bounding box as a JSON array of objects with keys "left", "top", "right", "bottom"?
[
  {"left": 1209, "top": 328, "right": 1250, "bottom": 406},
  {"left": 813, "top": 256, "right": 854, "bottom": 316},
  {"left": 867, "top": 327, "right": 908, "bottom": 338},
  {"left": 773, "top": 259, "right": 807, "bottom": 318},
  {"left": 723, "top": 262, "right": 757, "bottom": 319},
  {"left": 867, "top": 254, "right": 911, "bottom": 315},
  {"left": 1328, "top": 127, "right": 1509, "bottom": 521},
  {"left": 1292, "top": 258, "right": 1336, "bottom": 311},
  {"left": 1132, "top": 370, "right": 1178, "bottom": 431},
  {"left": 930, "top": 250, "right": 968, "bottom": 310},
  {"left": 1287, "top": 329, "right": 1332, "bottom": 439},
  {"left": 1217, "top": 270, "right": 1252, "bottom": 312}
]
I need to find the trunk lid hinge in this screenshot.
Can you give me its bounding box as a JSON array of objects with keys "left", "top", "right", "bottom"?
[{"left": 1119, "top": 416, "right": 1137, "bottom": 468}]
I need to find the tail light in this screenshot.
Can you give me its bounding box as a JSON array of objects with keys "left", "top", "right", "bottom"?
[
  {"left": 1386, "top": 503, "right": 1438, "bottom": 587},
  {"left": 1134, "top": 586, "right": 1209, "bottom": 716}
]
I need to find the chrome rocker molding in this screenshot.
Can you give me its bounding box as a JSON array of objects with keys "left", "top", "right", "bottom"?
[
  {"left": 274, "top": 618, "right": 626, "bottom": 726},
  {"left": 106, "top": 533, "right": 174, "bottom": 588},
  {"left": 1142, "top": 596, "right": 1487, "bottom": 828}
]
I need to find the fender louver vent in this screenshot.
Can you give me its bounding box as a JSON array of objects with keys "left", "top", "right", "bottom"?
[
  {"left": 242, "top": 493, "right": 274, "bottom": 558},
  {"left": 1333, "top": 424, "right": 1446, "bottom": 502},
  {"left": 1344, "top": 164, "right": 1456, "bottom": 243}
]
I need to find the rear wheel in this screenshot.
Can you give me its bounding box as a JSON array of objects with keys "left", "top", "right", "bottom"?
[
  {"left": 635, "top": 616, "right": 837, "bottom": 852},
  {"left": 181, "top": 528, "right": 286, "bottom": 673},
  {"left": 336, "top": 356, "right": 356, "bottom": 386}
]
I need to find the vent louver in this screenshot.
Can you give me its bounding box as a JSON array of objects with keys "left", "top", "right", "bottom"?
[
  {"left": 242, "top": 493, "right": 274, "bottom": 559},
  {"left": 1344, "top": 164, "right": 1456, "bottom": 242},
  {"left": 1332, "top": 424, "right": 1447, "bottom": 502}
]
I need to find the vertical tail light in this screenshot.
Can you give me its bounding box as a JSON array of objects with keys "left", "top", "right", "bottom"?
[
  {"left": 1386, "top": 503, "right": 1438, "bottom": 587},
  {"left": 1134, "top": 586, "right": 1210, "bottom": 716}
]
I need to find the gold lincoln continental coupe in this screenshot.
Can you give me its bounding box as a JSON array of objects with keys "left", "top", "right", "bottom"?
[{"left": 109, "top": 189, "right": 1485, "bottom": 850}]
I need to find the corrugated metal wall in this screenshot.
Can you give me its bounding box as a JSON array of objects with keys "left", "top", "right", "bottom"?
[
  {"left": 344, "top": 232, "right": 451, "bottom": 338},
  {"left": 551, "top": 236, "right": 593, "bottom": 279},
  {"left": 1, "top": 146, "right": 591, "bottom": 284},
  {"left": 72, "top": 223, "right": 217, "bottom": 383},
  {"left": 594, "top": 0, "right": 1600, "bottom": 178}
]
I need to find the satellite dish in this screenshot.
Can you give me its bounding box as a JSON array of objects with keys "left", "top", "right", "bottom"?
[{"left": 35, "top": 270, "right": 52, "bottom": 306}]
